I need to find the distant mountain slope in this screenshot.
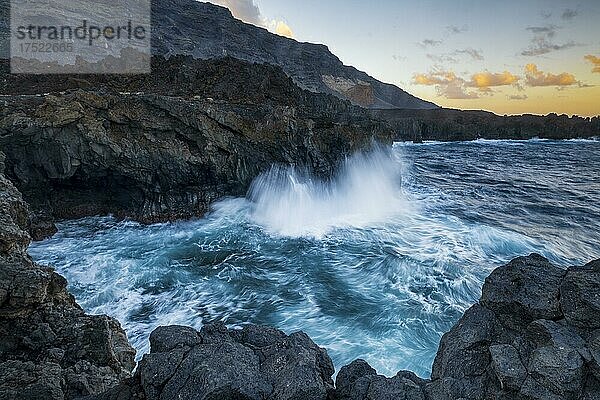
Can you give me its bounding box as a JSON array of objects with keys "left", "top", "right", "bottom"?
[{"left": 151, "top": 0, "right": 437, "bottom": 110}]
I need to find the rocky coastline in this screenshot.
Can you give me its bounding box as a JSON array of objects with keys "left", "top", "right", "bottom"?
[
  {"left": 2, "top": 55, "right": 599, "bottom": 238},
  {"left": 1, "top": 167, "right": 599, "bottom": 399},
  {"left": 0, "top": 166, "right": 136, "bottom": 399},
  {"left": 1, "top": 1, "right": 599, "bottom": 398}
]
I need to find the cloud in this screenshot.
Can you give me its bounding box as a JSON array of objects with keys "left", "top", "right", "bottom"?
[
  {"left": 467, "top": 71, "right": 519, "bottom": 91},
  {"left": 442, "top": 81, "right": 480, "bottom": 99},
  {"left": 522, "top": 38, "right": 577, "bottom": 56},
  {"left": 412, "top": 71, "right": 478, "bottom": 99},
  {"left": 208, "top": 0, "right": 294, "bottom": 38},
  {"left": 210, "top": 0, "right": 262, "bottom": 25},
  {"left": 446, "top": 25, "right": 468, "bottom": 34},
  {"left": 426, "top": 48, "right": 484, "bottom": 66},
  {"left": 522, "top": 24, "right": 578, "bottom": 56},
  {"left": 414, "top": 68, "right": 524, "bottom": 99},
  {"left": 561, "top": 9, "right": 578, "bottom": 21},
  {"left": 417, "top": 39, "right": 443, "bottom": 49},
  {"left": 455, "top": 48, "right": 484, "bottom": 61},
  {"left": 585, "top": 55, "right": 600, "bottom": 73},
  {"left": 508, "top": 94, "right": 528, "bottom": 100},
  {"left": 526, "top": 25, "right": 557, "bottom": 38},
  {"left": 426, "top": 53, "right": 458, "bottom": 64},
  {"left": 524, "top": 64, "right": 578, "bottom": 87},
  {"left": 413, "top": 71, "right": 457, "bottom": 86},
  {"left": 272, "top": 21, "right": 294, "bottom": 38}
]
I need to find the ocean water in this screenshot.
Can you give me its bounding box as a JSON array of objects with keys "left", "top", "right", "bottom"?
[{"left": 29, "top": 139, "right": 600, "bottom": 378}]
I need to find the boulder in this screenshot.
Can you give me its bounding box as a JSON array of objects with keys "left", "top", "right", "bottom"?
[
  {"left": 489, "top": 344, "right": 527, "bottom": 391},
  {"left": 523, "top": 345, "right": 584, "bottom": 399},
  {"left": 104, "top": 323, "right": 335, "bottom": 400},
  {"left": 431, "top": 304, "right": 504, "bottom": 380},
  {"left": 481, "top": 254, "right": 565, "bottom": 329},
  {"left": 427, "top": 255, "right": 599, "bottom": 400},
  {"left": 560, "top": 260, "right": 600, "bottom": 329},
  {"left": 334, "top": 360, "right": 427, "bottom": 400}
]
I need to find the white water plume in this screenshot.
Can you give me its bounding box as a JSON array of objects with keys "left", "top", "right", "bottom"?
[{"left": 248, "top": 148, "right": 412, "bottom": 238}]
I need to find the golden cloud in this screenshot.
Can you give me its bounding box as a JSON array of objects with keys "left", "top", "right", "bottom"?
[
  {"left": 585, "top": 55, "right": 600, "bottom": 73},
  {"left": 468, "top": 71, "right": 519, "bottom": 90},
  {"left": 413, "top": 71, "right": 459, "bottom": 86},
  {"left": 412, "top": 71, "right": 478, "bottom": 99},
  {"left": 413, "top": 69, "right": 523, "bottom": 99},
  {"left": 209, "top": 0, "right": 294, "bottom": 38},
  {"left": 273, "top": 21, "right": 294, "bottom": 38},
  {"left": 524, "top": 64, "right": 578, "bottom": 86}
]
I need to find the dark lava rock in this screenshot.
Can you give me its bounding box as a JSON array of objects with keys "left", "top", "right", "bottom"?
[
  {"left": 481, "top": 253, "right": 565, "bottom": 329},
  {"left": 431, "top": 303, "right": 504, "bottom": 380},
  {"left": 525, "top": 345, "right": 584, "bottom": 399},
  {"left": 334, "top": 360, "right": 427, "bottom": 400},
  {"left": 372, "top": 108, "right": 600, "bottom": 143},
  {"left": 560, "top": 260, "right": 600, "bottom": 329},
  {"left": 489, "top": 344, "right": 527, "bottom": 392},
  {"left": 589, "top": 330, "right": 600, "bottom": 381},
  {"left": 1, "top": 56, "right": 394, "bottom": 228},
  {"left": 424, "top": 254, "right": 600, "bottom": 399},
  {"left": 97, "top": 323, "right": 335, "bottom": 400},
  {"left": 0, "top": 168, "right": 136, "bottom": 400}
]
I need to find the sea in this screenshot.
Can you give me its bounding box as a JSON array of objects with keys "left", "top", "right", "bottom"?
[{"left": 29, "top": 139, "right": 600, "bottom": 378}]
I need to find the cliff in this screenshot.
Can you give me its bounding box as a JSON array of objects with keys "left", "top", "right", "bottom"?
[
  {"left": 0, "top": 161, "right": 136, "bottom": 400},
  {"left": 150, "top": 0, "right": 437, "bottom": 110},
  {"left": 1, "top": 56, "right": 393, "bottom": 235},
  {"left": 373, "top": 108, "right": 600, "bottom": 142}
]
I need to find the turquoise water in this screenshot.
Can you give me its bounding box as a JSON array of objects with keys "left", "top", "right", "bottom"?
[{"left": 29, "top": 139, "right": 600, "bottom": 377}]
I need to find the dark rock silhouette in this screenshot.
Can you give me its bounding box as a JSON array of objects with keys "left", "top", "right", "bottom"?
[
  {"left": 0, "top": 163, "right": 136, "bottom": 400},
  {"left": 149, "top": 0, "right": 437, "bottom": 110},
  {"left": 94, "top": 324, "right": 335, "bottom": 400}
]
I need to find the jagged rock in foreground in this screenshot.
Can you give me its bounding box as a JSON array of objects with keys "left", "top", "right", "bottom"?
[
  {"left": 335, "top": 360, "right": 427, "bottom": 400},
  {"left": 0, "top": 164, "right": 136, "bottom": 400},
  {"left": 425, "top": 254, "right": 600, "bottom": 400},
  {"left": 93, "top": 323, "right": 335, "bottom": 400},
  {"left": 88, "top": 254, "right": 600, "bottom": 400}
]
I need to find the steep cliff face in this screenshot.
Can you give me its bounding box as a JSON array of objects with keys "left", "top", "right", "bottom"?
[
  {"left": 150, "top": 0, "right": 437, "bottom": 110},
  {"left": 0, "top": 0, "right": 435, "bottom": 109},
  {"left": 0, "top": 57, "right": 393, "bottom": 229},
  {"left": 0, "top": 160, "right": 136, "bottom": 400}
]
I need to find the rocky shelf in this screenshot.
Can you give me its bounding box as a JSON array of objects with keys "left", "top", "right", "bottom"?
[{"left": 1, "top": 161, "right": 599, "bottom": 400}]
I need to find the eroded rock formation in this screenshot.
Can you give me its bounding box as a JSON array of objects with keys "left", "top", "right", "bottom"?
[
  {"left": 0, "top": 162, "right": 136, "bottom": 400},
  {"left": 1, "top": 56, "right": 393, "bottom": 231}
]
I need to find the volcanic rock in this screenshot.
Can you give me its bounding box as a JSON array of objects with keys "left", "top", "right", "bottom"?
[{"left": 0, "top": 166, "right": 136, "bottom": 400}]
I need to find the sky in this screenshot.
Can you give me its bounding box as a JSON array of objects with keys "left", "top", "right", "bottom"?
[{"left": 207, "top": 0, "right": 600, "bottom": 117}]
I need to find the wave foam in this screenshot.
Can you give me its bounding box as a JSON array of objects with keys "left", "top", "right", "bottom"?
[{"left": 248, "top": 149, "right": 412, "bottom": 238}]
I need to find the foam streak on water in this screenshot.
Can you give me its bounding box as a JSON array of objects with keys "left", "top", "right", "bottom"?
[{"left": 29, "top": 140, "right": 600, "bottom": 378}]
